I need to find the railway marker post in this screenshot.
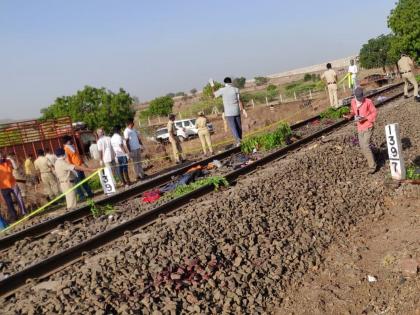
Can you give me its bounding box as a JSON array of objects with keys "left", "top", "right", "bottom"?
[
  {"left": 99, "top": 167, "right": 117, "bottom": 194},
  {"left": 385, "top": 123, "right": 405, "bottom": 180}
]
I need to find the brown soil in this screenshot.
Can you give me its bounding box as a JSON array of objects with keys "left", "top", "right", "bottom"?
[{"left": 275, "top": 185, "right": 420, "bottom": 315}]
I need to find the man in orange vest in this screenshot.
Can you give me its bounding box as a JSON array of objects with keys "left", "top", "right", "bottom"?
[
  {"left": 62, "top": 135, "right": 94, "bottom": 201},
  {"left": 0, "top": 151, "right": 27, "bottom": 223}
]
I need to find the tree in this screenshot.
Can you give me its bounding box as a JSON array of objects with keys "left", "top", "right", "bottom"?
[
  {"left": 359, "top": 34, "right": 397, "bottom": 72},
  {"left": 388, "top": 0, "right": 420, "bottom": 62},
  {"left": 148, "top": 96, "right": 174, "bottom": 117},
  {"left": 41, "top": 86, "right": 134, "bottom": 133},
  {"left": 202, "top": 81, "right": 223, "bottom": 99},
  {"left": 190, "top": 88, "right": 197, "bottom": 95},
  {"left": 233, "top": 77, "right": 246, "bottom": 89},
  {"left": 166, "top": 92, "right": 175, "bottom": 98},
  {"left": 175, "top": 91, "right": 186, "bottom": 97},
  {"left": 254, "top": 76, "right": 269, "bottom": 86}
]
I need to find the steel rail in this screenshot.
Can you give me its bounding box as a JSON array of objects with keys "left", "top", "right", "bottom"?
[{"left": 0, "top": 83, "right": 405, "bottom": 297}]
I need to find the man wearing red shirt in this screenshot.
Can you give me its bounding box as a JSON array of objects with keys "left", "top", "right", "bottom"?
[
  {"left": 0, "top": 152, "right": 27, "bottom": 223},
  {"left": 345, "top": 87, "right": 378, "bottom": 174}
]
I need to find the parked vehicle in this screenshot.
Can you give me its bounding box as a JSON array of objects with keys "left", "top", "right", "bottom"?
[
  {"left": 0, "top": 117, "right": 96, "bottom": 162},
  {"left": 154, "top": 118, "right": 214, "bottom": 144}
]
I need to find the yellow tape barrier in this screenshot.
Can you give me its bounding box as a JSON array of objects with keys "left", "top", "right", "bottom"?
[
  {"left": 1, "top": 169, "right": 102, "bottom": 233},
  {"left": 337, "top": 73, "right": 350, "bottom": 86}
]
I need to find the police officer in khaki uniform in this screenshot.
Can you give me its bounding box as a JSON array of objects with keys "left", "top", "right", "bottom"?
[
  {"left": 195, "top": 112, "right": 213, "bottom": 155},
  {"left": 321, "top": 63, "right": 339, "bottom": 108},
  {"left": 397, "top": 53, "right": 419, "bottom": 101},
  {"left": 167, "top": 114, "right": 185, "bottom": 164},
  {"left": 54, "top": 148, "right": 95, "bottom": 209},
  {"left": 34, "top": 149, "right": 59, "bottom": 200}
]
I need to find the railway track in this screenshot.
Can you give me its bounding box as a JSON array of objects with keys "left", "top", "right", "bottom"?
[{"left": 0, "top": 81, "right": 406, "bottom": 298}]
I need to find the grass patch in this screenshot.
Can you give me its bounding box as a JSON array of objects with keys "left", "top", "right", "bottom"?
[
  {"left": 283, "top": 79, "right": 325, "bottom": 97},
  {"left": 319, "top": 107, "right": 350, "bottom": 119},
  {"left": 87, "top": 175, "right": 102, "bottom": 191},
  {"left": 241, "top": 122, "right": 292, "bottom": 153},
  {"left": 164, "top": 176, "right": 229, "bottom": 200},
  {"left": 87, "top": 199, "right": 115, "bottom": 218},
  {"left": 178, "top": 98, "right": 223, "bottom": 117},
  {"left": 241, "top": 90, "right": 268, "bottom": 104},
  {"left": 406, "top": 164, "right": 420, "bottom": 180}
]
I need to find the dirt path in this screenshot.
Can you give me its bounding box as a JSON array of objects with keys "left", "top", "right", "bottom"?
[{"left": 275, "top": 185, "right": 420, "bottom": 315}]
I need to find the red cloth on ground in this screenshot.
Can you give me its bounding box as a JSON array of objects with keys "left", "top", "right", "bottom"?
[{"left": 142, "top": 190, "right": 161, "bottom": 203}]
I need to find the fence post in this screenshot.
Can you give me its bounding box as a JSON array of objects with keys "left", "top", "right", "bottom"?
[
  {"left": 280, "top": 94, "right": 283, "bottom": 103},
  {"left": 148, "top": 117, "right": 151, "bottom": 126},
  {"left": 309, "top": 90, "right": 312, "bottom": 99},
  {"left": 265, "top": 97, "right": 269, "bottom": 106},
  {"left": 252, "top": 99, "right": 255, "bottom": 108},
  {"left": 294, "top": 91, "right": 297, "bottom": 100}
]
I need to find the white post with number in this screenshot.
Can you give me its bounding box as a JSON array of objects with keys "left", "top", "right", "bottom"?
[
  {"left": 385, "top": 123, "right": 405, "bottom": 180},
  {"left": 99, "top": 167, "right": 117, "bottom": 195}
]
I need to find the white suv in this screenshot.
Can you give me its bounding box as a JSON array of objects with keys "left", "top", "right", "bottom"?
[{"left": 155, "top": 118, "right": 214, "bottom": 143}]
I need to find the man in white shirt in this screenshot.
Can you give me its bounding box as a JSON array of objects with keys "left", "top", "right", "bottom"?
[
  {"left": 89, "top": 140, "right": 100, "bottom": 161},
  {"left": 96, "top": 129, "right": 115, "bottom": 167},
  {"left": 124, "top": 119, "right": 146, "bottom": 181},
  {"left": 212, "top": 77, "right": 247, "bottom": 146},
  {"left": 111, "top": 126, "right": 131, "bottom": 186},
  {"left": 348, "top": 59, "right": 358, "bottom": 89}
]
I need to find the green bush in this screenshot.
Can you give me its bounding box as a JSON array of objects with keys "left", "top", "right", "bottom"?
[
  {"left": 179, "top": 98, "right": 223, "bottom": 118},
  {"left": 406, "top": 165, "right": 420, "bottom": 180},
  {"left": 241, "top": 122, "right": 292, "bottom": 153},
  {"left": 149, "top": 96, "right": 174, "bottom": 117},
  {"left": 284, "top": 80, "right": 324, "bottom": 97},
  {"left": 241, "top": 91, "right": 267, "bottom": 104},
  {"left": 303, "top": 73, "right": 312, "bottom": 81},
  {"left": 319, "top": 107, "right": 350, "bottom": 119},
  {"left": 254, "top": 76, "right": 269, "bottom": 86},
  {"left": 233, "top": 77, "right": 246, "bottom": 89},
  {"left": 266, "top": 84, "right": 279, "bottom": 101},
  {"left": 87, "top": 174, "right": 102, "bottom": 191},
  {"left": 202, "top": 81, "right": 224, "bottom": 99}
]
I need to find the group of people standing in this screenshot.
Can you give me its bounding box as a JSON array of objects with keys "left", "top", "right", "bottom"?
[
  {"left": 0, "top": 119, "right": 150, "bottom": 227},
  {"left": 322, "top": 52, "right": 419, "bottom": 175},
  {"left": 322, "top": 53, "right": 419, "bottom": 109},
  {"left": 88, "top": 119, "right": 147, "bottom": 186},
  {"left": 164, "top": 76, "right": 247, "bottom": 163}
]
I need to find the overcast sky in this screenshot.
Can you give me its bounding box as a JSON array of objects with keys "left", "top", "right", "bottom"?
[{"left": 0, "top": 0, "right": 395, "bottom": 120}]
